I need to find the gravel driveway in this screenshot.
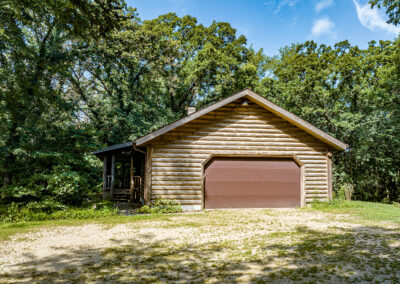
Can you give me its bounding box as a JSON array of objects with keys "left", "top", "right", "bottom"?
[{"left": 1, "top": 209, "right": 399, "bottom": 283}]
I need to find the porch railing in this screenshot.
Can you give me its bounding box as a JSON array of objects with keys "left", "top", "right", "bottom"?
[
  {"left": 105, "top": 175, "right": 112, "bottom": 189},
  {"left": 131, "top": 176, "right": 143, "bottom": 202}
]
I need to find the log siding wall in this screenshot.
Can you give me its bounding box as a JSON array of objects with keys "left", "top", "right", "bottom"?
[{"left": 149, "top": 100, "right": 331, "bottom": 207}]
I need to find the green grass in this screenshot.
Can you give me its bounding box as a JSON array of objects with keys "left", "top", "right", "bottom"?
[
  {"left": 309, "top": 200, "right": 400, "bottom": 223},
  {"left": 0, "top": 204, "right": 119, "bottom": 223}
]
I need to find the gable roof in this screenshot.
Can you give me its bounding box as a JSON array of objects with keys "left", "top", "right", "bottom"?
[{"left": 135, "top": 88, "right": 347, "bottom": 150}]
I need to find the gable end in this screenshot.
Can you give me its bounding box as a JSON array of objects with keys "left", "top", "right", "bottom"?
[{"left": 136, "top": 89, "right": 347, "bottom": 150}]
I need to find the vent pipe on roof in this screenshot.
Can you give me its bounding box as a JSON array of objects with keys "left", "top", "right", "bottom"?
[{"left": 187, "top": 107, "right": 196, "bottom": 115}]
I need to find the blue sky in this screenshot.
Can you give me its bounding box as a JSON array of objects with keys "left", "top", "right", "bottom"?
[{"left": 126, "top": 0, "right": 400, "bottom": 56}]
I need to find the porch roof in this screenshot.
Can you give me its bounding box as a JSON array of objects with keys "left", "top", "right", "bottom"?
[{"left": 92, "top": 141, "right": 133, "bottom": 156}]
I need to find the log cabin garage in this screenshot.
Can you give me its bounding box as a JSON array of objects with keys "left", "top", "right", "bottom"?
[{"left": 93, "top": 89, "right": 347, "bottom": 210}]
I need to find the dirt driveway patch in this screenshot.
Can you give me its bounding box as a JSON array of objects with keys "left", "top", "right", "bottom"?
[{"left": 1, "top": 209, "right": 399, "bottom": 283}]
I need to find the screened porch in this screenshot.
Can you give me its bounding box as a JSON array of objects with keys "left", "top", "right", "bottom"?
[{"left": 93, "top": 142, "right": 146, "bottom": 203}]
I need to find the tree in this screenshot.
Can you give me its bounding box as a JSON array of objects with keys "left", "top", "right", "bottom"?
[
  {"left": 69, "top": 12, "right": 267, "bottom": 144},
  {"left": 262, "top": 39, "right": 400, "bottom": 202},
  {"left": 369, "top": 0, "right": 400, "bottom": 25},
  {"left": 140, "top": 14, "right": 266, "bottom": 111},
  {"left": 0, "top": 0, "right": 132, "bottom": 204}
]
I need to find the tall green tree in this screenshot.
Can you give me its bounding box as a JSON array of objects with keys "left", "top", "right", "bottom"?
[
  {"left": 262, "top": 39, "right": 400, "bottom": 201},
  {"left": 141, "top": 14, "right": 266, "bottom": 111},
  {"left": 0, "top": 0, "right": 132, "bottom": 203},
  {"left": 70, "top": 12, "right": 266, "bottom": 144}
]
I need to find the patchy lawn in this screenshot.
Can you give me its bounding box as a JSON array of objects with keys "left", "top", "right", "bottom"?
[
  {"left": 0, "top": 203, "right": 400, "bottom": 283},
  {"left": 309, "top": 200, "right": 400, "bottom": 223}
]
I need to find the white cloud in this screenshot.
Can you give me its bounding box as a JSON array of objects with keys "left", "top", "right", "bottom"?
[
  {"left": 311, "top": 17, "right": 336, "bottom": 38},
  {"left": 315, "top": 0, "right": 333, "bottom": 12},
  {"left": 170, "top": 0, "right": 187, "bottom": 15},
  {"left": 353, "top": 0, "right": 400, "bottom": 35},
  {"left": 264, "top": 0, "right": 300, "bottom": 14}
]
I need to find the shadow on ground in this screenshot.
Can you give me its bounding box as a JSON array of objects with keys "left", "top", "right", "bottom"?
[{"left": 1, "top": 224, "right": 399, "bottom": 283}]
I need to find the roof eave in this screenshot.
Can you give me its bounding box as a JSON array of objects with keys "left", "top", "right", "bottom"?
[{"left": 92, "top": 141, "right": 133, "bottom": 156}]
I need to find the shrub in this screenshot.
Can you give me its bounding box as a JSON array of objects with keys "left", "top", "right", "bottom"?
[
  {"left": 336, "top": 183, "right": 355, "bottom": 201},
  {"left": 25, "top": 200, "right": 66, "bottom": 213},
  {"left": 49, "top": 207, "right": 117, "bottom": 220},
  {"left": 2, "top": 202, "right": 20, "bottom": 223},
  {"left": 342, "top": 183, "right": 355, "bottom": 201},
  {"left": 336, "top": 187, "right": 346, "bottom": 200},
  {"left": 90, "top": 200, "right": 114, "bottom": 210},
  {"left": 0, "top": 202, "right": 117, "bottom": 224},
  {"left": 0, "top": 160, "right": 101, "bottom": 208},
  {"left": 136, "top": 205, "right": 151, "bottom": 214},
  {"left": 46, "top": 165, "right": 91, "bottom": 204},
  {"left": 136, "top": 199, "right": 182, "bottom": 214},
  {"left": 392, "top": 202, "right": 400, "bottom": 208}
]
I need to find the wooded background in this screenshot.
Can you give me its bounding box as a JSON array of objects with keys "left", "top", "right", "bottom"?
[{"left": 1, "top": 0, "right": 399, "bottom": 208}]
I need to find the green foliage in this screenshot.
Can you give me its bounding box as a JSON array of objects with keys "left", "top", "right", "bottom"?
[
  {"left": 0, "top": 0, "right": 130, "bottom": 205},
  {"left": 47, "top": 165, "right": 90, "bottom": 204},
  {"left": 261, "top": 39, "right": 400, "bottom": 202},
  {"left": 0, "top": 202, "right": 117, "bottom": 224},
  {"left": 392, "top": 201, "right": 400, "bottom": 208},
  {"left": 136, "top": 205, "right": 151, "bottom": 214},
  {"left": 136, "top": 199, "right": 182, "bottom": 214},
  {"left": 336, "top": 187, "right": 346, "bottom": 201},
  {"left": 369, "top": 0, "right": 400, "bottom": 25},
  {"left": 336, "top": 183, "right": 355, "bottom": 201}
]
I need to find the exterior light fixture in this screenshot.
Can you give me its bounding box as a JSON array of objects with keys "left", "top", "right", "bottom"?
[{"left": 242, "top": 99, "right": 249, "bottom": 106}]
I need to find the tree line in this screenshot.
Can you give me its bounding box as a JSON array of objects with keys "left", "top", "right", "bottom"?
[{"left": 0, "top": 0, "right": 399, "bottom": 208}]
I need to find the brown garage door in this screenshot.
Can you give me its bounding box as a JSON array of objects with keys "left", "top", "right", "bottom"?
[{"left": 204, "top": 158, "right": 301, "bottom": 208}]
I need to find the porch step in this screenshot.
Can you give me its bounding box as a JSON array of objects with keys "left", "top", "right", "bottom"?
[{"left": 113, "top": 193, "right": 130, "bottom": 202}]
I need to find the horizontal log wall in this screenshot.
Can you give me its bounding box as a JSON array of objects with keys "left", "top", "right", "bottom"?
[{"left": 150, "top": 100, "right": 330, "bottom": 206}]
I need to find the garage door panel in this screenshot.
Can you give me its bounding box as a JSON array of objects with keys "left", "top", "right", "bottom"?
[
  {"left": 204, "top": 158, "right": 301, "bottom": 208},
  {"left": 207, "top": 169, "right": 298, "bottom": 180},
  {"left": 206, "top": 181, "right": 299, "bottom": 192}
]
